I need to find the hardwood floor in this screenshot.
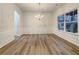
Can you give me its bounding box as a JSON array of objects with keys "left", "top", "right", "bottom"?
[{"left": 0, "top": 34, "right": 79, "bottom": 55}]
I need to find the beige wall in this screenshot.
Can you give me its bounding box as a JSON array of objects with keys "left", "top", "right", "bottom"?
[
  {"left": 22, "top": 12, "right": 53, "bottom": 34},
  {"left": 52, "top": 3, "right": 79, "bottom": 46},
  {"left": 0, "top": 4, "right": 22, "bottom": 48}
]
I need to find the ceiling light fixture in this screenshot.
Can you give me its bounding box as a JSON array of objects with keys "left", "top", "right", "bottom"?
[{"left": 35, "top": 3, "right": 44, "bottom": 20}]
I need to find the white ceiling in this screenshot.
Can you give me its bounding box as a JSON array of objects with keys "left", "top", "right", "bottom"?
[{"left": 16, "top": 3, "right": 63, "bottom": 12}]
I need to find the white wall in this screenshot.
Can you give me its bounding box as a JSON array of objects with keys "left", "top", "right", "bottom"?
[
  {"left": 1, "top": 3, "right": 79, "bottom": 48},
  {"left": 0, "top": 3, "right": 22, "bottom": 48},
  {"left": 52, "top": 3, "right": 79, "bottom": 46},
  {"left": 23, "top": 12, "right": 53, "bottom": 34}
]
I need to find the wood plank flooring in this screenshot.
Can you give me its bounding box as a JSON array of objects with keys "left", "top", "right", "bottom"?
[{"left": 0, "top": 34, "right": 79, "bottom": 55}]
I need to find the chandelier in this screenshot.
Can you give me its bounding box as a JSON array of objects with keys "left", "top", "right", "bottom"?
[{"left": 35, "top": 3, "right": 44, "bottom": 20}]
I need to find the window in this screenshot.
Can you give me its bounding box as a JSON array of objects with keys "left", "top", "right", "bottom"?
[
  {"left": 14, "top": 11, "right": 20, "bottom": 35},
  {"left": 58, "top": 15, "right": 64, "bottom": 30},
  {"left": 66, "top": 10, "right": 78, "bottom": 33},
  {"left": 58, "top": 9, "right": 78, "bottom": 33}
]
